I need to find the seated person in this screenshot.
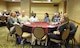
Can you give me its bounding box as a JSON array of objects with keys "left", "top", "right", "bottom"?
[
  {"left": 65, "top": 21, "right": 76, "bottom": 47},
  {"left": 47, "top": 16, "right": 69, "bottom": 48},
  {"left": 3, "top": 10, "right": 9, "bottom": 16},
  {"left": 0, "top": 12, "right": 2, "bottom": 16},
  {"left": 18, "top": 10, "right": 30, "bottom": 24},
  {"left": 15, "top": 10, "right": 20, "bottom": 16},
  {"left": 63, "top": 13, "right": 76, "bottom": 47},
  {"left": 52, "top": 12, "right": 61, "bottom": 23},
  {"left": 43, "top": 13, "right": 50, "bottom": 22},
  {"left": 7, "top": 11, "right": 20, "bottom": 35},
  {"left": 30, "top": 13, "right": 39, "bottom": 22}
]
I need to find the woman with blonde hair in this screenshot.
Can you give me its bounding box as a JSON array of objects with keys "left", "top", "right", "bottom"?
[
  {"left": 7, "top": 11, "right": 20, "bottom": 35},
  {"left": 47, "top": 16, "right": 69, "bottom": 48}
]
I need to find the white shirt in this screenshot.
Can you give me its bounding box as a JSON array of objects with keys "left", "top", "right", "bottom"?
[
  {"left": 30, "top": 16, "right": 39, "bottom": 22},
  {"left": 18, "top": 15, "right": 30, "bottom": 23},
  {"left": 0, "top": 12, "right": 2, "bottom": 16}
]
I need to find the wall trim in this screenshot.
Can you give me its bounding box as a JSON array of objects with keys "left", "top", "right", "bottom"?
[{"left": 70, "top": 19, "right": 80, "bottom": 25}]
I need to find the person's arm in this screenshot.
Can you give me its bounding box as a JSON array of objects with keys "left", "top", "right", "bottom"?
[
  {"left": 44, "top": 17, "right": 48, "bottom": 22},
  {"left": 56, "top": 24, "right": 66, "bottom": 35},
  {"left": 26, "top": 16, "right": 31, "bottom": 22},
  {"left": 53, "top": 25, "right": 64, "bottom": 35},
  {"left": 8, "top": 18, "right": 14, "bottom": 27},
  {"left": 70, "top": 22, "right": 76, "bottom": 33},
  {"left": 52, "top": 16, "right": 54, "bottom": 22},
  {"left": 46, "top": 17, "right": 50, "bottom": 22},
  {"left": 53, "top": 31, "right": 60, "bottom": 35},
  {"left": 17, "top": 16, "right": 21, "bottom": 23},
  {"left": 29, "top": 16, "right": 34, "bottom": 22},
  {"left": 17, "top": 19, "right": 20, "bottom": 24}
]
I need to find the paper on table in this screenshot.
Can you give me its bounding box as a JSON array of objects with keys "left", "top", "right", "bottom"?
[
  {"left": 51, "top": 22, "right": 58, "bottom": 25},
  {"left": 13, "top": 22, "right": 20, "bottom": 25},
  {"left": 48, "top": 25, "right": 55, "bottom": 28},
  {"left": 25, "top": 22, "right": 31, "bottom": 24}
]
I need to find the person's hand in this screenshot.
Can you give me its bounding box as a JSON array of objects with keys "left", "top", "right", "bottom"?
[
  {"left": 53, "top": 31, "right": 60, "bottom": 35},
  {"left": 53, "top": 31, "right": 57, "bottom": 34},
  {"left": 13, "top": 22, "right": 20, "bottom": 25}
]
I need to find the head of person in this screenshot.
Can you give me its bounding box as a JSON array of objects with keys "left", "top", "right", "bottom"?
[
  {"left": 3, "top": 10, "right": 7, "bottom": 12},
  {"left": 33, "top": 13, "right": 36, "bottom": 18},
  {"left": 60, "top": 16, "right": 69, "bottom": 24},
  {"left": 54, "top": 12, "right": 60, "bottom": 17},
  {"left": 21, "top": 10, "right": 26, "bottom": 17},
  {"left": 63, "top": 13, "right": 67, "bottom": 16},
  {"left": 45, "top": 13, "right": 49, "bottom": 17},
  {"left": 10, "top": 11, "right": 16, "bottom": 17}
]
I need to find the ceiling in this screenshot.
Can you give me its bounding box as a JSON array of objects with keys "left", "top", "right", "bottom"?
[
  {"left": 1, "top": 0, "right": 63, "bottom": 3},
  {"left": 1, "top": 0, "right": 21, "bottom": 2}
]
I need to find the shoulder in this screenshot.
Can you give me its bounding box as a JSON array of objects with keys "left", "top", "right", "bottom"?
[
  {"left": 46, "top": 17, "right": 49, "bottom": 19},
  {"left": 25, "top": 16, "right": 29, "bottom": 18},
  {"left": 30, "top": 16, "right": 33, "bottom": 19},
  {"left": 8, "top": 17, "right": 13, "bottom": 21},
  {"left": 69, "top": 21, "right": 75, "bottom": 26},
  {"left": 69, "top": 21, "right": 74, "bottom": 24},
  {"left": 18, "top": 16, "right": 21, "bottom": 18},
  {"left": 35, "top": 17, "right": 38, "bottom": 19},
  {"left": 60, "top": 23, "right": 67, "bottom": 28},
  {"left": 30, "top": 16, "right": 33, "bottom": 18},
  {"left": 10, "top": 17, "right": 13, "bottom": 19},
  {"left": 69, "top": 21, "right": 75, "bottom": 27}
]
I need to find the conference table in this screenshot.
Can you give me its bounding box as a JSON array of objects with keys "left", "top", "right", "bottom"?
[{"left": 22, "top": 22, "right": 59, "bottom": 34}]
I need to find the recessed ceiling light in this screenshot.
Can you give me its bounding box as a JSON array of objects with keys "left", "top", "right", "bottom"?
[
  {"left": 12, "top": 0, "right": 21, "bottom": 2},
  {"left": 12, "top": 0, "right": 15, "bottom": 1},
  {"left": 48, "top": 0, "right": 51, "bottom": 2}
]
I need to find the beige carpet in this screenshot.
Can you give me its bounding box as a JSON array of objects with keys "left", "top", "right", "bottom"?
[
  {"left": 0, "top": 26, "right": 79, "bottom": 48},
  {"left": 0, "top": 26, "right": 31, "bottom": 48}
]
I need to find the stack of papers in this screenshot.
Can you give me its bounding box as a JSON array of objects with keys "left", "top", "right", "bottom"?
[
  {"left": 48, "top": 25, "right": 55, "bottom": 28},
  {"left": 25, "top": 22, "right": 31, "bottom": 24},
  {"left": 51, "top": 22, "right": 58, "bottom": 25}
]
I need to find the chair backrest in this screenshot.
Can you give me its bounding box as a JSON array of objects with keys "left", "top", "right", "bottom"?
[
  {"left": 62, "top": 24, "right": 70, "bottom": 41},
  {"left": 0, "top": 16, "right": 6, "bottom": 21},
  {"left": 15, "top": 25, "right": 23, "bottom": 37},
  {"left": 33, "top": 27, "right": 45, "bottom": 40}
]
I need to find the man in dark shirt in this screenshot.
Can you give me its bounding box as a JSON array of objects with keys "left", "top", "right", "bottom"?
[
  {"left": 47, "top": 16, "right": 69, "bottom": 48},
  {"left": 65, "top": 21, "right": 76, "bottom": 48}
]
